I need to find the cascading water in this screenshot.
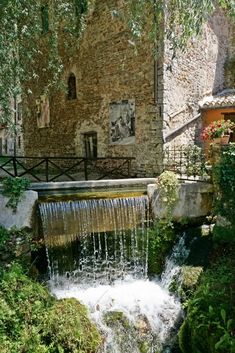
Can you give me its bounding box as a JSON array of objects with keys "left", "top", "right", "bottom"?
[{"left": 39, "top": 195, "right": 188, "bottom": 353}]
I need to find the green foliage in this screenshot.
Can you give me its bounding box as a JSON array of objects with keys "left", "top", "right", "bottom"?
[
  {"left": 148, "top": 220, "right": 175, "bottom": 275},
  {"left": 0, "top": 0, "right": 89, "bottom": 124},
  {"left": 148, "top": 171, "right": 179, "bottom": 275},
  {"left": 164, "top": 145, "right": 208, "bottom": 178},
  {"left": 0, "top": 263, "right": 102, "bottom": 353},
  {"left": 0, "top": 226, "right": 35, "bottom": 270},
  {"left": 212, "top": 145, "right": 235, "bottom": 243},
  {"left": 2, "top": 177, "right": 30, "bottom": 212},
  {"left": 156, "top": 170, "right": 179, "bottom": 221},
  {"left": 43, "top": 299, "right": 102, "bottom": 353},
  {"left": 127, "top": 0, "right": 235, "bottom": 57},
  {"left": 178, "top": 250, "right": 235, "bottom": 353}
]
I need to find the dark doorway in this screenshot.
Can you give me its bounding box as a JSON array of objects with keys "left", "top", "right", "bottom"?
[{"left": 84, "top": 132, "right": 97, "bottom": 158}]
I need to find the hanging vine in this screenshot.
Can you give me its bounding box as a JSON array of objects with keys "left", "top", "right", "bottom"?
[{"left": 0, "top": 0, "right": 89, "bottom": 125}]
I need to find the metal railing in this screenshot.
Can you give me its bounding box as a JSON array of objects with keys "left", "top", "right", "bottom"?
[
  {"left": 1, "top": 145, "right": 230, "bottom": 183},
  {"left": 163, "top": 145, "right": 209, "bottom": 180},
  {"left": 0, "top": 156, "right": 135, "bottom": 182}
]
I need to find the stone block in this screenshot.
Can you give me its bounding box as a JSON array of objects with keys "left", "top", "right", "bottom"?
[
  {"left": 0, "top": 190, "right": 38, "bottom": 229},
  {"left": 148, "top": 181, "right": 214, "bottom": 221}
]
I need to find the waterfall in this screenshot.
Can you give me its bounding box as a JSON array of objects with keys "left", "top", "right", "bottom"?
[
  {"left": 39, "top": 195, "right": 189, "bottom": 353},
  {"left": 161, "top": 234, "right": 190, "bottom": 289},
  {"left": 39, "top": 196, "right": 150, "bottom": 286}
]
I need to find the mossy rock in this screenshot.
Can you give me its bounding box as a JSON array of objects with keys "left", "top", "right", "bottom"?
[
  {"left": 103, "top": 310, "right": 131, "bottom": 330},
  {"left": 44, "top": 298, "right": 102, "bottom": 353},
  {"left": 181, "top": 266, "right": 203, "bottom": 289},
  {"left": 0, "top": 264, "right": 102, "bottom": 353}
]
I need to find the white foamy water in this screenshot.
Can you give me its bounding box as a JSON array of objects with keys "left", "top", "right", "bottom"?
[
  {"left": 51, "top": 277, "right": 182, "bottom": 353},
  {"left": 41, "top": 197, "right": 189, "bottom": 352}
]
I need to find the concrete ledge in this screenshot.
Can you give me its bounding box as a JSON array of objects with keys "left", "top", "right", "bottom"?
[
  {"left": 29, "top": 178, "right": 157, "bottom": 194},
  {"left": 0, "top": 190, "right": 38, "bottom": 229},
  {"left": 148, "top": 181, "right": 214, "bottom": 220}
]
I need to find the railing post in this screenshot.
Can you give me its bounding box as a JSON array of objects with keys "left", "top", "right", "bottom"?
[
  {"left": 12, "top": 156, "right": 17, "bottom": 177},
  {"left": 128, "top": 159, "right": 131, "bottom": 177},
  {"left": 45, "top": 158, "right": 49, "bottom": 182},
  {"left": 84, "top": 159, "right": 88, "bottom": 180}
]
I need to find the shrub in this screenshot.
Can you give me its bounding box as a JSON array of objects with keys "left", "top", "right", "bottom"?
[
  {"left": 212, "top": 145, "right": 235, "bottom": 243},
  {"left": 178, "top": 250, "right": 235, "bottom": 353}
]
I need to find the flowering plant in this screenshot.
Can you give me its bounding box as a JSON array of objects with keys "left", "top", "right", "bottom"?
[{"left": 201, "top": 119, "right": 235, "bottom": 141}]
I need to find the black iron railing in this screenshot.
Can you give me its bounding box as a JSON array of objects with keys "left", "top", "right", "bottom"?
[
  {"left": 0, "top": 156, "right": 135, "bottom": 182},
  {"left": 1, "top": 145, "right": 230, "bottom": 182},
  {"left": 163, "top": 145, "right": 209, "bottom": 180}
]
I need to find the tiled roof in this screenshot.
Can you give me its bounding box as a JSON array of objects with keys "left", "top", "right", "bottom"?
[{"left": 199, "top": 89, "right": 235, "bottom": 109}]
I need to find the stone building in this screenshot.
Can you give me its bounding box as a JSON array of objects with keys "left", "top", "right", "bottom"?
[{"left": 22, "top": 2, "right": 235, "bottom": 177}]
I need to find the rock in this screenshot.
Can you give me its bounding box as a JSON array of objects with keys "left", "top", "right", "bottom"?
[
  {"left": 0, "top": 190, "right": 38, "bottom": 229},
  {"left": 181, "top": 266, "right": 203, "bottom": 289}
]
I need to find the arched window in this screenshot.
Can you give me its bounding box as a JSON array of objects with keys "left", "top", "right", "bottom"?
[
  {"left": 67, "top": 73, "right": 77, "bottom": 100},
  {"left": 41, "top": 4, "right": 49, "bottom": 33},
  {"left": 75, "top": 0, "right": 88, "bottom": 17}
]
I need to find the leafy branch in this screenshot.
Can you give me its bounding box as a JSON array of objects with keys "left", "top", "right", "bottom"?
[{"left": 2, "top": 177, "right": 31, "bottom": 212}]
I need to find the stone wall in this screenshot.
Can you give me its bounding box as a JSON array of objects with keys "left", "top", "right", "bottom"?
[
  {"left": 163, "top": 10, "right": 234, "bottom": 147},
  {"left": 23, "top": 0, "right": 163, "bottom": 177},
  {"left": 225, "top": 23, "right": 235, "bottom": 88},
  {"left": 22, "top": 3, "right": 234, "bottom": 177},
  {"left": 148, "top": 182, "right": 214, "bottom": 221}
]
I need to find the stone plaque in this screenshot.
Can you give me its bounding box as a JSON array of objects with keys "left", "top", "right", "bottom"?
[{"left": 109, "top": 99, "right": 135, "bottom": 145}]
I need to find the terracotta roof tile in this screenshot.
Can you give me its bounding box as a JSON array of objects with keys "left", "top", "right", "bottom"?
[{"left": 199, "top": 89, "right": 235, "bottom": 109}]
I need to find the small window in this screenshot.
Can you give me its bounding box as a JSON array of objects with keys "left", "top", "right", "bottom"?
[
  {"left": 75, "top": 0, "right": 87, "bottom": 17},
  {"left": 84, "top": 132, "right": 97, "bottom": 158},
  {"left": 18, "top": 136, "right": 21, "bottom": 149},
  {"left": 41, "top": 4, "right": 49, "bottom": 33},
  {"left": 17, "top": 102, "right": 22, "bottom": 121},
  {"left": 67, "top": 73, "right": 77, "bottom": 100}
]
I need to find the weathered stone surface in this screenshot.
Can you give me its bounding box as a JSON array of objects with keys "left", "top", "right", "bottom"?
[
  {"left": 163, "top": 10, "right": 235, "bottom": 146},
  {"left": 148, "top": 182, "right": 213, "bottom": 220},
  {"left": 0, "top": 190, "right": 38, "bottom": 229},
  {"left": 23, "top": 2, "right": 163, "bottom": 176},
  {"left": 22, "top": 2, "right": 235, "bottom": 177}
]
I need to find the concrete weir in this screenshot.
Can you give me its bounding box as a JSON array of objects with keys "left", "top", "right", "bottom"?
[
  {"left": 29, "top": 178, "right": 156, "bottom": 200},
  {"left": 0, "top": 178, "right": 214, "bottom": 229}
]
